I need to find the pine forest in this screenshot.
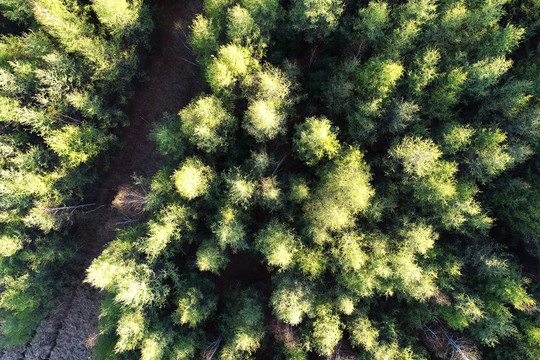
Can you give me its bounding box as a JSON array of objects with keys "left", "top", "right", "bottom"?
[{"left": 0, "top": 0, "right": 539, "bottom": 359}]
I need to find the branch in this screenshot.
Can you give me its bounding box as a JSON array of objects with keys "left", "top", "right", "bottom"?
[
  {"left": 81, "top": 204, "right": 105, "bottom": 214},
  {"left": 113, "top": 190, "right": 147, "bottom": 214},
  {"left": 57, "top": 113, "right": 83, "bottom": 125},
  {"left": 443, "top": 331, "right": 473, "bottom": 360},
  {"left": 355, "top": 39, "right": 365, "bottom": 58},
  {"left": 272, "top": 154, "right": 287, "bottom": 176},
  {"left": 180, "top": 57, "right": 199, "bottom": 67},
  {"left": 115, "top": 218, "right": 139, "bottom": 226},
  {"left": 422, "top": 323, "right": 478, "bottom": 360},
  {"left": 180, "top": 38, "right": 192, "bottom": 53},
  {"left": 45, "top": 203, "right": 98, "bottom": 215},
  {"left": 181, "top": 29, "right": 189, "bottom": 41},
  {"left": 309, "top": 44, "right": 319, "bottom": 68},
  {"left": 203, "top": 333, "right": 223, "bottom": 360}
]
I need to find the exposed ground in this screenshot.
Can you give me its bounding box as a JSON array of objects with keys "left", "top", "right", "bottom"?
[{"left": 0, "top": 1, "right": 203, "bottom": 358}]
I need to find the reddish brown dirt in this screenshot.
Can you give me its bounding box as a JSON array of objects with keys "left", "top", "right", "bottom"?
[{"left": 0, "top": 0, "right": 203, "bottom": 358}]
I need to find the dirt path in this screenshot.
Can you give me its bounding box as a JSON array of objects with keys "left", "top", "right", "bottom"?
[{"left": 1, "top": 1, "right": 203, "bottom": 359}]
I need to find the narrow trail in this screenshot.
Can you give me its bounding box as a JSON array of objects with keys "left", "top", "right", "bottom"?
[{"left": 1, "top": 1, "right": 203, "bottom": 359}]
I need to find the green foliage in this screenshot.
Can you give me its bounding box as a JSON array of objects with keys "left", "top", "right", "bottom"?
[
  {"left": 150, "top": 113, "right": 185, "bottom": 158},
  {"left": 467, "top": 56, "right": 513, "bottom": 98},
  {"left": 258, "top": 176, "right": 283, "bottom": 210},
  {"left": 439, "top": 294, "right": 485, "bottom": 331},
  {"left": 390, "top": 136, "right": 442, "bottom": 178},
  {"left": 179, "top": 95, "right": 236, "bottom": 153},
  {"left": 225, "top": 170, "right": 256, "bottom": 208},
  {"left": 0, "top": 0, "right": 151, "bottom": 346},
  {"left": 488, "top": 176, "right": 540, "bottom": 240},
  {"left": 441, "top": 123, "right": 476, "bottom": 154},
  {"left": 0, "top": 228, "right": 24, "bottom": 257},
  {"left": 169, "top": 330, "right": 197, "bottom": 360},
  {"left": 241, "top": 66, "right": 294, "bottom": 142},
  {"left": 212, "top": 204, "right": 247, "bottom": 252},
  {"left": 311, "top": 305, "right": 343, "bottom": 356},
  {"left": 355, "top": 1, "right": 391, "bottom": 47},
  {"left": 207, "top": 44, "right": 259, "bottom": 93},
  {"left": 173, "top": 157, "right": 214, "bottom": 200},
  {"left": 467, "top": 128, "right": 515, "bottom": 183},
  {"left": 288, "top": 176, "right": 309, "bottom": 203},
  {"left": 244, "top": 99, "right": 286, "bottom": 142},
  {"left": 86, "top": 226, "right": 142, "bottom": 292},
  {"left": 349, "top": 314, "right": 379, "bottom": 352},
  {"left": 271, "top": 275, "right": 313, "bottom": 325},
  {"left": 219, "top": 290, "right": 265, "bottom": 358},
  {"left": 408, "top": 48, "right": 440, "bottom": 96},
  {"left": 196, "top": 239, "right": 229, "bottom": 274},
  {"left": 141, "top": 205, "right": 191, "bottom": 260},
  {"left": 240, "top": 0, "right": 282, "bottom": 36},
  {"left": 92, "top": 0, "right": 139, "bottom": 32},
  {"left": 227, "top": 5, "right": 260, "bottom": 47},
  {"left": 355, "top": 57, "right": 404, "bottom": 107},
  {"left": 46, "top": 125, "right": 112, "bottom": 167},
  {"left": 289, "top": 0, "right": 345, "bottom": 42},
  {"left": 0, "top": 273, "right": 54, "bottom": 346},
  {"left": 190, "top": 14, "right": 219, "bottom": 66},
  {"left": 296, "top": 246, "right": 327, "bottom": 280},
  {"left": 205, "top": 0, "right": 235, "bottom": 26},
  {"left": 70, "top": 0, "right": 540, "bottom": 359},
  {"left": 174, "top": 276, "right": 217, "bottom": 328},
  {"left": 92, "top": 0, "right": 152, "bottom": 46},
  {"left": 256, "top": 220, "right": 298, "bottom": 270},
  {"left": 140, "top": 331, "right": 171, "bottom": 360},
  {"left": 115, "top": 310, "right": 146, "bottom": 352},
  {"left": 426, "top": 67, "right": 468, "bottom": 119},
  {"left": 332, "top": 232, "right": 367, "bottom": 272},
  {"left": 250, "top": 66, "right": 294, "bottom": 106},
  {"left": 400, "top": 222, "right": 437, "bottom": 255},
  {"left": 385, "top": 99, "right": 420, "bottom": 134},
  {"left": 0, "top": 0, "right": 33, "bottom": 24},
  {"left": 33, "top": 0, "right": 111, "bottom": 69},
  {"left": 293, "top": 116, "right": 340, "bottom": 166},
  {"left": 304, "top": 147, "right": 374, "bottom": 237}
]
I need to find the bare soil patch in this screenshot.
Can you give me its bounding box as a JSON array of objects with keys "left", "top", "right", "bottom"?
[{"left": 0, "top": 0, "right": 203, "bottom": 358}]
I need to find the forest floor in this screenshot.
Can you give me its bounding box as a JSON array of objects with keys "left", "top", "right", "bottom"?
[{"left": 0, "top": 1, "right": 203, "bottom": 359}]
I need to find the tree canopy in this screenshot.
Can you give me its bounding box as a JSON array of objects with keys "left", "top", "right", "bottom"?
[
  {"left": 85, "top": 0, "right": 540, "bottom": 358},
  {"left": 1, "top": 0, "right": 540, "bottom": 359}
]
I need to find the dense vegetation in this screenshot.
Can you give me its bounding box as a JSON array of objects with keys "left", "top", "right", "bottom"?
[
  {"left": 1, "top": 0, "right": 540, "bottom": 359},
  {"left": 0, "top": 0, "right": 152, "bottom": 345},
  {"left": 83, "top": 0, "right": 540, "bottom": 359}
]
